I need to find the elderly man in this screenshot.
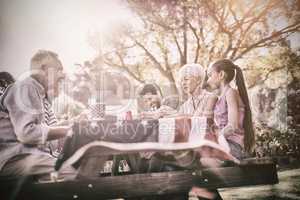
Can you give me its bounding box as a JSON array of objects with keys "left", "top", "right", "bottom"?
[
  {"left": 0, "top": 50, "right": 77, "bottom": 180},
  {"left": 178, "top": 63, "right": 217, "bottom": 118}
]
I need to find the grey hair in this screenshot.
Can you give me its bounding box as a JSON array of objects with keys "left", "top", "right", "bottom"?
[{"left": 30, "top": 50, "right": 59, "bottom": 71}]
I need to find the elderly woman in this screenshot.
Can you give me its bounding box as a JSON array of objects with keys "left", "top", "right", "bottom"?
[
  {"left": 176, "top": 64, "right": 224, "bottom": 200},
  {"left": 178, "top": 63, "right": 217, "bottom": 118}
]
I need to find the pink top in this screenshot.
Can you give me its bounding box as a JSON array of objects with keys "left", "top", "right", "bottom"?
[{"left": 214, "top": 88, "right": 245, "bottom": 147}]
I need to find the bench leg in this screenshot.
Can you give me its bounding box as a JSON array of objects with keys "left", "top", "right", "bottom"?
[{"left": 77, "top": 148, "right": 109, "bottom": 179}]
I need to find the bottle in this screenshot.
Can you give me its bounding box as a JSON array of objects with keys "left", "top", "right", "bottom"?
[{"left": 125, "top": 111, "right": 132, "bottom": 120}]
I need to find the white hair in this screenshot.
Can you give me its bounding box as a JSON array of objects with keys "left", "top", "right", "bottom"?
[{"left": 178, "top": 63, "right": 205, "bottom": 81}]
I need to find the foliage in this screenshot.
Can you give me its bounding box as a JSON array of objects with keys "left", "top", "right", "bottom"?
[
  {"left": 89, "top": 0, "right": 300, "bottom": 95},
  {"left": 254, "top": 47, "right": 300, "bottom": 158},
  {"left": 255, "top": 125, "right": 300, "bottom": 158}
]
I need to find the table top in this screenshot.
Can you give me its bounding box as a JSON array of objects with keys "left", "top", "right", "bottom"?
[{"left": 55, "top": 117, "right": 231, "bottom": 171}]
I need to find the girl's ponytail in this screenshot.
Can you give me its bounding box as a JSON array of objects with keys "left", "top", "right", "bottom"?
[{"left": 234, "top": 66, "right": 255, "bottom": 153}]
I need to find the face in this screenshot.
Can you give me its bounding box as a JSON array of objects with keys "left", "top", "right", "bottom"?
[
  {"left": 181, "top": 75, "right": 200, "bottom": 95},
  {"left": 206, "top": 66, "right": 222, "bottom": 90},
  {"left": 142, "top": 92, "right": 161, "bottom": 110},
  {"left": 43, "top": 57, "right": 65, "bottom": 98}
]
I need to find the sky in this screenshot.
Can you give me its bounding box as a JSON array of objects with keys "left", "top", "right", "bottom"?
[
  {"left": 0, "top": 0, "right": 299, "bottom": 79},
  {"left": 0, "top": 0, "right": 133, "bottom": 77}
]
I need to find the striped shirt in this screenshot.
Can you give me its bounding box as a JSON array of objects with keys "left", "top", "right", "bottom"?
[
  {"left": 43, "top": 98, "right": 58, "bottom": 126},
  {"left": 41, "top": 97, "right": 60, "bottom": 156}
]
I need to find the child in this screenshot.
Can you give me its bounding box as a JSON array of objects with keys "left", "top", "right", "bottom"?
[
  {"left": 189, "top": 59, "right": 255, "bottom": 200},
  {"left": 0, "top": 72, "right": 15, "bottom": 96},
  {"left": 206, "top": 59, "right": 255, "bottom": 159}
]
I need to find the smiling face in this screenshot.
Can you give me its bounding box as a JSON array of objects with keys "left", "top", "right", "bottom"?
[
  {"left": 142, "top": 92, "right": 161, "bottom": 110},
  {"left": 181, "top": 75, "right": 201, "bottom": 95}
]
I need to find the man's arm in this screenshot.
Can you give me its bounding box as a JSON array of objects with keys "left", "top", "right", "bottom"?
[
  {"left": 48, "top": 111, "right": 88, "bottom": 140},
  {"left": 5, "top": 83, "right": 68, "bottom": 144},
  {"left": 47, "top": 126, "right": 70, "bottom": 140}
]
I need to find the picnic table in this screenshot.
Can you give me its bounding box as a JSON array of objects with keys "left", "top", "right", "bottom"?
[{"left": 0, "top": 117, "right": 279, "bottom": 200}]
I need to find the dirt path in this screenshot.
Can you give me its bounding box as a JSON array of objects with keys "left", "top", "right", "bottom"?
[{"left": 219, "top": 168, "right": 300, "bottom": 200}]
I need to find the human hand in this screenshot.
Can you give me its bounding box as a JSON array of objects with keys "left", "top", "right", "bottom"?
[
  {"left": 69, "top": 109, "right": 89, "bottom": 124},
  {"left": 159, "top": 105, "right": 178, "bottom": 116},
  {"left": 220, "top": 124, "right": 235, "bottom": 136},
  {"left": 139, "top": 111, "right": 162, "bottom": 119}
]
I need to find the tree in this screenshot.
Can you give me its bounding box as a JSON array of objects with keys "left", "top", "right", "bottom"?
[{"left": 89, "top": 0, "right": 300, "bottom": 95}]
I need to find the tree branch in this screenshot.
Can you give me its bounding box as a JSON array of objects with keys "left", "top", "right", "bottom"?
[
  {"left": 182, "top": 4, "right": 188, "bottom": 65},
  {"left": 102, "top": 44, "right": 137, "bottom": 57},
  {"left": 234, "top": 22, "right": 300, "bottom": 60},
  {"left": 172, "top": 32, "right": 184, "bottom": 63},
  {"left": 247, "top": 64, "right": 288, "bottom": 89},
  {"left": 186, "top": 21, "right": 201, "bottom": 63},
  {"left": 103, "top": 57, "right": 145, "bottom": 84},
  {"left": 203, "top": 0, "right": 231, "bottom": 35},
  {"left": 129, "top": 35, "right": 169, "bottom": 77},
  {"left": 230, "top": 0, "right": 277, "bottom": 58},
  {"left": 104, "top": 49, "right": 145, "bottom": 83}
]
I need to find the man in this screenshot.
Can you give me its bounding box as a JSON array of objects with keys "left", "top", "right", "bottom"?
[
  {"left": 139, "top": 83, "right": 162, "bottom": 111},
  {"left": 139, "top": 83, "right": 177, "bottom": 119},
  {"left": 0, "top": 50, "right": 77, "bottom": 180}
]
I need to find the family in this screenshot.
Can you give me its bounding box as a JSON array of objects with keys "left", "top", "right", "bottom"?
[{"left": 0, "top": 49, "right": 255, "bottom": 199}]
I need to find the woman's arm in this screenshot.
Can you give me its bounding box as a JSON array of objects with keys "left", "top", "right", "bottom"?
[
  {"left": 194, "top": 93, "right": 217, "bottom": 118},
  {"left": 221, "top": 88, "right": 239, "bottom": 136},
  {"left": 203, "top": 94, "right": 217, "bottom": 118}
]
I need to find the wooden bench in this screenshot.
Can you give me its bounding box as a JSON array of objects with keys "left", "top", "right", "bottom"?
[{"left": 0, "top": 157, "right": 278, "bottom": 200}]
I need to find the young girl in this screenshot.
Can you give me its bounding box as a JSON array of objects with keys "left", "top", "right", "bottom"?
[
  {"left": 206, "top": 59, "right": 255, "bottom": 159},
  {"left": 189, "top": 59, "right": 255, "bottom": 200}
]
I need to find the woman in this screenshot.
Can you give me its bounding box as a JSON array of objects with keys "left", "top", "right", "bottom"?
[{"left": 178, "top": 63, "right": 217, "bottom": 119}]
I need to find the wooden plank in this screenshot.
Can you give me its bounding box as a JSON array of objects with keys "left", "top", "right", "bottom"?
[
  {"left": 240, "top": 157, "right": 275, "bottom": 165},
  {"left": 198, "top": 163, "right": 278, "bottom": 188},
  {"left": 1, "top": 163, "right": 278, "bottom": 200},
  {"left": 5, "top": 170, "right": 199, "bottom": 200}
]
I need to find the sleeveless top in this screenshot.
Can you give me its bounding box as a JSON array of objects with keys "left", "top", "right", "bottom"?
[{"left": 214, "top": 87, "right": 245, "bottom": 147}]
